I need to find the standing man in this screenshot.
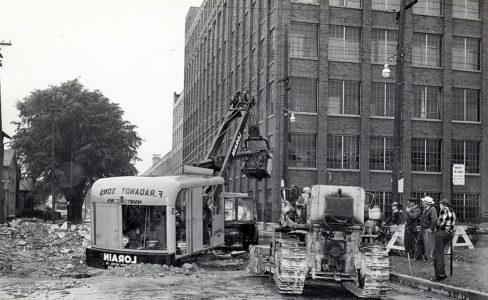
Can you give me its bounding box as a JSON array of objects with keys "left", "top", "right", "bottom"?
[
  {"left": 415, "top": 196, "right": 438, "bottom": 263},
  {"left": 432, "top": 198, "right": 456, "bottom": 281},
  {"left": 385, "top": 202, "right": 404, "bottom": 226},
  {"left": 404, "top": 198, "right": 421, "bottom": 258}
]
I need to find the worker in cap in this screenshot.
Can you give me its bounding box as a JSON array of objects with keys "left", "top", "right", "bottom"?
[
  {"left": 431, "top": 198, "right": 456, "bottom": 281},
  {"left": 404, "top": 198, "right": 421, "bottom": 258},
  {"left": 414, "top": 195, "right": 438, "bottom": 263},
  {"left": 385, "top": 201, "right": 404, "bottom": 226}
]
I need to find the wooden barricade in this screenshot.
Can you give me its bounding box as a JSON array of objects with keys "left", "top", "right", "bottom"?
[
  {"left": 447, "top": 225, "right": 474, "bottom": 254},
  {"left": 386, "top": 224, "right": 405, "bottom": 253}
]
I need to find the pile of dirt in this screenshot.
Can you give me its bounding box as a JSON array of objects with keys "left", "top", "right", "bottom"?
[
  {"left": 0, "top": 218, "right": 93, "bottom": 279},
  {"left": 101, "top": 263, "right": 198, "bottom": 278}
]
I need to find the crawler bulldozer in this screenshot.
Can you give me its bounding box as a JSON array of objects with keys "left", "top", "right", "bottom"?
[{"left": 249, "top": 185, "right": 389, "bottom": 298}]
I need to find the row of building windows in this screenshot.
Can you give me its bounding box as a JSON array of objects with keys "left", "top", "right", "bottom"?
[
  {"left": 288, "top": 79, "right": 480, "bottom": 122},
  {"left": 288, "top": 134, "right": 481, "bottom": 174},
  {"left": 370, "top": 191, "right": 480, "bottom": 222},
  {"left": 289, "top": 23, "right": 481, "bottom": 71},
  {"left": 330, "top": 0, "right": 481, "bottom": 20}
]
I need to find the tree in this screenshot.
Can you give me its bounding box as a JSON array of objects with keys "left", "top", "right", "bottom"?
[{"left": 11, "top": 79, "right": 142, "bottom": 223}]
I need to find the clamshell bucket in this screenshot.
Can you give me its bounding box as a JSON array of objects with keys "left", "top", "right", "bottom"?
[{"left": 237, "top": 125, "right": 271, "bottom": 180}]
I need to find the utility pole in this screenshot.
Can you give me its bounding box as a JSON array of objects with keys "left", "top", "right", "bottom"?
[
  {"left": 44, "top": 108, "right": 60, "bottom": 220},
  {"left": 392, "top": 1, "right": 416, "bottom": 205},
  {"left": 0, "top": 40, "right": 12, "bottom": 224}
]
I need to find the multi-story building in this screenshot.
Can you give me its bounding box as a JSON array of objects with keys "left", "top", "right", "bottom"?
[
  {"left": 183, "top": 0, "right": 488, "bottom": 223},
  {"left": 170, "top": 92, "right": 184, "bottom": 175},
  {"left": 143, "top": 92, "right": 184, "bottom": 176}
]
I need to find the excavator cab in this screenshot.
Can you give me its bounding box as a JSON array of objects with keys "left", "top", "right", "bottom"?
[{"left": 238, "top": 125, "right": 271, "bottom": 180}]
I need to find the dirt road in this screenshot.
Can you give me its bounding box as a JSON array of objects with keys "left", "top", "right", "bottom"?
[{"left": 0, "top": 258, "right": 447, "bottom": 300}]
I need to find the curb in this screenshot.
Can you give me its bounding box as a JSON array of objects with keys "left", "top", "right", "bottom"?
[{"left": 390, "top": 272, "right": 488, "bottom": 300}]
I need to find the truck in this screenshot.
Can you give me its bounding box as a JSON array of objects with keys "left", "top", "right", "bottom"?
[
  {"left": 248, "top": 185, "right": 389, "bottom": 298},
  {"left": 86, "top": 91, "right": 270, "bottom": 268}
]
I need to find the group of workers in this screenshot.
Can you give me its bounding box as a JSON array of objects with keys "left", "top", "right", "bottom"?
[{"left": 385, "top": 196, "right": 457, "bottom": 281}]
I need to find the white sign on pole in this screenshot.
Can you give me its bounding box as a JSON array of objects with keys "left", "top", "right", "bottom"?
[
  {"left": 452, "top": 164, "right": 465, "bottom": 186},
  {"left": 398, "top": 178, "right": 404, "bottom": 193}
]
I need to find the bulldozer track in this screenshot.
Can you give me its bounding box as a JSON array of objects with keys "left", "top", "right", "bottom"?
[{"left": 273, "top": 239, "right": 308, "bottom": 294}]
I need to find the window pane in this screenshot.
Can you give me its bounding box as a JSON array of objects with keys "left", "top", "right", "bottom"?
[
  {"left": 451, "top": 193, "right": 464, "bottom": 222},
  {"left": 327, "top": 135, "right": 343, "bottom": 169},
  {"left": 122, "top": 205, "right": 167, "bottom": 250},
  {"left": 425, "top": 139, "right": 441, "bottom": 172},
  {"left": 464, "top": 193, "right": 479, "bottom": 222},
  {"left": 370, "top": 137, "right": 384, "bottom": 170},
  {"left": 465, "top": 141, "right": 480, "bottom": 173},
  {"left": 411, "top": 139, "right": 425, "bottom": 171},
  {"left": 289, "top": 22, "right": 318, "bottom": 59},
  {"left": 344, "top": 27, "right": 360, "bottom": 61},
  {"left": 328, "top": 80, "right": 342, "bottom": 114},
  {"left": 329, "top": 80, "right": 360, "bottom": 115},
  {"left": 412, "top": 33, "right": 425, "bottom": 66},
  {"left": 452, "top": 37, "right": 466, "bottom": 69},
  {"left": 451, "top": 140, "right": 465, "bottom": 165},
  {"left": 343, "top": 81, "right": 360, "bottom": 114},
  {"left": 466, "top": 37, "right": 480, "bottom": 70},
  {"left": 413, "top": 0, "right": 442, "bottom": 16},
  {"left": 289, "top": 77, "right": 318, "bottom": 112},
  {"left": 371, "top": 83, "right": 385, "bottom": 116},
  {"left": 426, "top": 34, "right": 441, "bottom": 67},
  {"left": 413, "top": 85, "right": 424, "bottom": 118},
  {"left": 466, "top": 0, "right": 481, "bottom": 19},
  {"left": 330, "top": 0, "right": 361, "bottom": 8},
  {"left": 372, "top": 0, "right": 400, "bottom": 11},
  {"left": 289, "top": 133, "right": 317, "bottom": 168},
  {"left": 413, "top": 86, "right": 440, "bottom": 119},
  {"left": 465, "top": 89, "right": 480, "bottom": 122},
  {"left": 452, "top": 88, "right": 465, "bottom": 121},
  {"left": 343, "top": 136, "right": 360, "bottom": 169},
  {"left": 329, "top": 25, "right": 360, "bottom": 62},
  {"left": 371, "top": 29, "right": 397, "bottom": 64},
  {"left": 453, "top": 0, "right": 481, "bottom": 19},
  {"left": 369, "top": 137, "right": 393, "bottom": 170},
  {"left": 328, "top": 25, "right": 344, "bottom": 61},
  {"left": 425, "top": 86, "right": 441, "bottom": 119}
]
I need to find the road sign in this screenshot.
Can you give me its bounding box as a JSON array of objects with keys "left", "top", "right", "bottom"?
[{"left": 452, "top": 164, "right": 465, "bottom": 186}]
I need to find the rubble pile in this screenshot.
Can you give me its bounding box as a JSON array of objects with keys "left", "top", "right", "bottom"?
[
  {"left": 0, "top": 218, "right": 92, "bottom": 279},
  {"left": 101, "top": 263, "right": 198, "bottom": 278}
]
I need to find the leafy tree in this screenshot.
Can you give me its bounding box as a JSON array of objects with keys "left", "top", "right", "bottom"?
[{"left": 12, "top": 79, "right": 142, "bottom": 223}]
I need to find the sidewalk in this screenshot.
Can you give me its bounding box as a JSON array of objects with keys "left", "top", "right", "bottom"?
[{"left": 389, "top": 248, "right": 488, "bottom": 299}]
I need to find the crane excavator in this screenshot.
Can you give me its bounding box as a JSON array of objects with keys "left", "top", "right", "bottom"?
[{"left": 86, "top": 91, "right": 270, "bottom": 268}]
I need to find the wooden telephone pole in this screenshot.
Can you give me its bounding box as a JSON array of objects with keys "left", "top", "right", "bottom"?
[
  {"left": 392, "top": 1, "right": 416, "bottom": 205},
  {"left": 0, "top": 40, "right": 12, "bottom": 224}
]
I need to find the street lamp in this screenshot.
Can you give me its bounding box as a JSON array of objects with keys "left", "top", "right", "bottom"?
[
  {"left": 382, "top": 64, "right": 391, "bottom": 78},
  {"left": 283, "top": 108, "right": 296, "bottom": 123}
]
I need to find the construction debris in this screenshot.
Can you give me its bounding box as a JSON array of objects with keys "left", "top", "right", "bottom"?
[
  {"left": 101, "top": 263, "right": 198, "bottom": 278},
  {"left": 0, "top": 218, "right": 92, "bottom": 279}
]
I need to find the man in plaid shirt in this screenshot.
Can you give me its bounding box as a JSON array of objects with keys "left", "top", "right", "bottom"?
[{"left": 432, "top": 198, "right": 456, "bottom": 281}]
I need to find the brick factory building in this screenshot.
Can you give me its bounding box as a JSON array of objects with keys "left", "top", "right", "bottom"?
[{"left": 183, "top": 0, "right": 488, "bottom": 223}]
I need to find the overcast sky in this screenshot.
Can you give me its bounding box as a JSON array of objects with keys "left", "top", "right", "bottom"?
[{"left": 0, "top": 0, "right": 202, "bottom": 174}]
